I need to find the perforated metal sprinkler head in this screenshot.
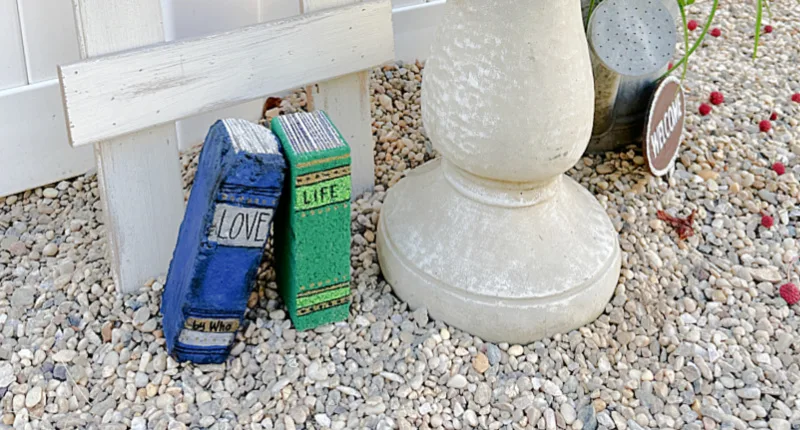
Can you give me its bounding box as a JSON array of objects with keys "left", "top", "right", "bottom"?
[{"left": 587, "top": 0, "right": 677, "bottom": 136}]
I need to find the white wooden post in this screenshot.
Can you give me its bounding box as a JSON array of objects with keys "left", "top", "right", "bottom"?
[
  {"left": 71, "top": 1, "right": 185, "bottom": 294},
  {"left": 303, "top": 0, "right": 376, "bottom": 199},
  {"left": 59, "top": 0, "right": 394, "bottom": 294},
  {"left": 0, "top": 0, "right": 27, "bottom": 90}
]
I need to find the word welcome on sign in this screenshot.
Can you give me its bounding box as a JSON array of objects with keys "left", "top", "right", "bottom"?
[
  {"left": 208, "top": 203, "right": 274, "bottom": 247},
  {"left": 649, "top": 96, "right": 682, "bottom": 155},
  {"left": 645, "top": 76, "right": 685, "bottom": 176}
]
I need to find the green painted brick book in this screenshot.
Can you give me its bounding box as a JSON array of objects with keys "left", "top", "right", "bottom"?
[{"left": 271, "top": 111, "right": 352, "bottom": 331}]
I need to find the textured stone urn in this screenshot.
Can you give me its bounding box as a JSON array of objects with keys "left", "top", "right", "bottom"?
[{"left": 377, "top": 0, "right": 622, "bottom": 343}]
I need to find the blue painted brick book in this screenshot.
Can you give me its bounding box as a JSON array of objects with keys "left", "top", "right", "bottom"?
[{"left": 161, "top": 118, "right": 286, "bottom": 364}]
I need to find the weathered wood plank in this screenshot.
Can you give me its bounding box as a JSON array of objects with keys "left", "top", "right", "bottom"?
[
  {"left": 72, "top": 0, "right": 185, "bottom": 294},
  {"left": 60, "top": 0, "right": 394, "bottom": 147},
  {"left": 304, "top": 0, "right": 388, "bottom": 198},
  {"left": 0, "top": 81, "right": 94, "bottom": 197},
  {"left": 162, "top": 0, "right": 264, "bottom": 151}
]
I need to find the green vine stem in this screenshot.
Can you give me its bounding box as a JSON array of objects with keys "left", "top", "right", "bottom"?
[
  {"left": 753, "top": 0, "right": 764, "bottom": 59},
  {"left": 663, "top": 0, "right": 719, "bottom": 80},
  {"left": 586, "top": 0, "right": 598, "bottom": 27},
  {"left": 678, "top": 2, "right": 690, "bottom": 79}
]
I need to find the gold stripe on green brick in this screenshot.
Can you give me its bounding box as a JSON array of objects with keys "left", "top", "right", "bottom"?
[
  {"left": 296, "top": 166, "right": 351, "bottom": 186},
  {"left": 298, "top": 281, "right": 350, "bottom": 297},
  {"left": 297, "top": 296, "right": 350, "bottom": 316},
  {"left": 296, "top": 153, "right": 350, "bottom": 169},
  {"left": 296, "top": 286, "right": 351, "bottom": 308}
]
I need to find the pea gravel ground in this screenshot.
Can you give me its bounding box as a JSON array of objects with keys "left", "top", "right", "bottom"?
[{"left": 2, "top": 1, "right": 800, "bottom": 429}]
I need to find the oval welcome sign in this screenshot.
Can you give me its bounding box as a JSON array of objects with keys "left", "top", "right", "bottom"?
[{"left": 644, "top": 76, "right": 685, "bottom": 176}]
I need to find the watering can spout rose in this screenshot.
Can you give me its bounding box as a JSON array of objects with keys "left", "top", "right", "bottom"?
[{"left": 377, "top": 0, "right": 621, "bottom": 343}]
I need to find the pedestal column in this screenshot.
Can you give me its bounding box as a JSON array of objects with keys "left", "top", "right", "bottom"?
[{"left": 377, "top": 0, "right": 622, "bottom": 343}]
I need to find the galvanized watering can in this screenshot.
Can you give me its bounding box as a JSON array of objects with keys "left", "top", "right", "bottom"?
[{"left": 582, "top": 0, "right": 681, "bottom": 153}]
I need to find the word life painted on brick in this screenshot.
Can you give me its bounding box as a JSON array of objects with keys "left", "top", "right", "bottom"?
[{"left": 296, "top": 176, "right": 351, "bottom": 211}]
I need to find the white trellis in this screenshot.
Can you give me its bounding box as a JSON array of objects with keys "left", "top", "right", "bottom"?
[{"left": 58, "top": 0, "right": 394, "bottom": 293}]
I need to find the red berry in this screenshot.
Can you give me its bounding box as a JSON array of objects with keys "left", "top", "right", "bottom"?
[
  {"left": 773, "top": 162, "right": 786, "bottom": 175},
  {"left": 771, "top": 112, "right": 778, "bottom": 121},
  {"left": 698, "top": 103, "right": 712, "bottom": 116},
  {"left": 668, "top": 62, "right": 673, "bottom": 70},
  {"left": 764, "top": 25, "right": 773, "bottom": 34},
  {"left": 780, "top": 283, "right": 800, "bottom": 305},
  {"left": 759, "top": 120, "right": 772, "bottom": 132},
  {"left": 687, "top": 20, "right": 698, "bottom": 31},
  {"left": 762, "top": 214, "right": 775, "bottom": 228},
  {"left": 709, "top": 91, "right": 724, "bottom": 105},
  {"left": 710, "top": 28, "right": 721, "bottom": 37},
  {"left": 792, "top": 93, "right": 800, "bottom": 103}
]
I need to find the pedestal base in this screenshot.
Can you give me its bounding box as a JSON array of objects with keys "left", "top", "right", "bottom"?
[{"left": 377, "top": 159, "right": 621, "bottom": 343}]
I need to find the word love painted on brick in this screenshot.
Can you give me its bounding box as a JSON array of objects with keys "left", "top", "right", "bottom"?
[
  {"left": 645, "top": 76, "right": 685, "bottom": 176},
  {"left": 208, "top": 203, "right": 274, "bottom": 247}
]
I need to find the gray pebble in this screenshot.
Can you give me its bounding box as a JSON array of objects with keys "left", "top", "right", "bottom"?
[
  {"left": 447, "top": 374, "right": 468, "bottom": 389},
  {"left": 131, "top": 417, "right": 146, "bottom": 430},
  {"left": 134, "top": 372, "right": 149, "bottom": 388},
  {"left": 485, "top": 343, "right": 502, "bottom": 366},
  {"left": 475, "top": 382, "right": 491, "bottom": 406},
  {"left": 561, "top": 403, "right": 576, "bottom": 424},
  {"left": 53, "top": 364, "right": 67, "bottom": 381},
  {"left": 736, "top": 387, "right": 761, "bottom": 400},
  {"left": 11, "top": 287, "right": 35, "bottom": 307},
  {"left": 578, "top": 405, "right": 598, "bottom": 430},
  {"left": 0, "top": 363, "right": 14, "bottom": 388},
  {"left": 412, "top": 307, "right": 429, "bottom": 327}
]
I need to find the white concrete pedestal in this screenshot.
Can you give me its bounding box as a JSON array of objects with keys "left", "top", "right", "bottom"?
[
  {"left": 377, "top": 0, "right": 621, "bottom": 343},
  {"left": 378, "top": 159, "right": 621, "bottom": 343}
]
